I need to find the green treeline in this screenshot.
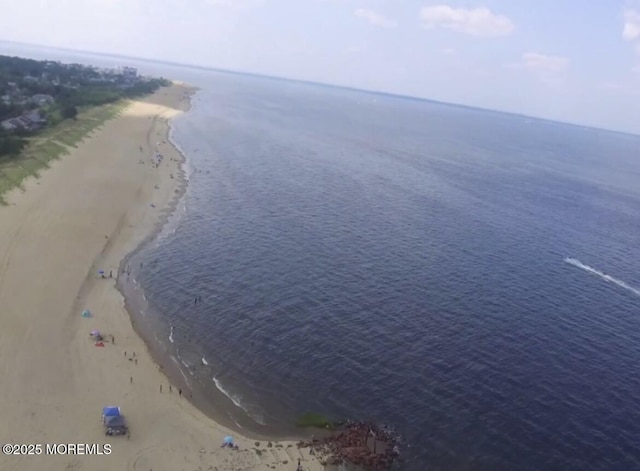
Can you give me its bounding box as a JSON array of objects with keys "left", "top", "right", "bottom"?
[{"left": 0, "top": 54, "right": 170, "bottom": 159}]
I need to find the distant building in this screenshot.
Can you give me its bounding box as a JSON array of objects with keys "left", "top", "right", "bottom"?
[
  {"left": 30, "top": 94, "right": 55, "bottom": 106},
  {"left": 11, "top": 96, "right": 29, "bottom": 106},
  {"left": 94, "top": 67, "right": 116, "bottom": 75},
  {"left": 24, "top": 110, "right": 46, "bottom": 126},
  {"left": 1, "top": 111, "right": 46, "bottom": 132},
  {"left": 0, "top": 119, "right": 18, "bottom": 131}
]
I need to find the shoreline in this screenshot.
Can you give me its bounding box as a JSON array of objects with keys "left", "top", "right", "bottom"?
[
  {"left": 113, "top": 96, "right": 305, "bottom": 441},
  {"left": 0, "top": 82, "right": 326, "bottom": 470}
]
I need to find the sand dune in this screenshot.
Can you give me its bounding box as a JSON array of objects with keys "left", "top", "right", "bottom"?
[{"left": 0, "top": 84, "right": 323, "bottom": 471}]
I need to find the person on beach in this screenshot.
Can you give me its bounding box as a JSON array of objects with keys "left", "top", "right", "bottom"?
[
  {"left": 169, "top": 385, "right": 172, "bottom": 393},
  {"left": 130, "top": 376, "right": 133, "bottom": 383},
  {"left": 178, "top": 389, "right": 182, "bottom": 397},
  {"left": 109, "top": 270, "right": 112, "bottom": 278}
]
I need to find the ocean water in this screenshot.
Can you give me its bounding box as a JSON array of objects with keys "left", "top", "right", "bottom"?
[
  {"left": 7, "top": 43, "right": 640, "bottom": 470},
  {"left": 127, "top": 72, "right": 640, "bottom": 470}
]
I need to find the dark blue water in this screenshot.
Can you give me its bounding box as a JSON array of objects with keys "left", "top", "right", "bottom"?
[{"left": 131, "top": 72, "right": 640, "bottom": 470}]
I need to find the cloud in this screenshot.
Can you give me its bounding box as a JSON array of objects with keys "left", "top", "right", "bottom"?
[
  {"left": 520, "top": 52, "right": 568, "bottom": 73},
  {"left": 622, "top": 9, "right": 640, "bottom": 73},
  {"left": 354, "top": 9, "right": 397, "bottom": 28},
  {"left": 505, "top": 52, "right": 568, "bottom": 86},
  {"left": 623, "top": 9, "right": 640, "bottom": 40},
  {"left": 419, "top": 5, "right": 514, "bottom": 37},
  {"left": 441, "top": 47, "right": 456, "bottom": 55}
]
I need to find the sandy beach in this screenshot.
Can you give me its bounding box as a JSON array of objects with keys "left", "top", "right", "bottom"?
[{"left": 0, "top": 84, "right": 324, "bottom": 471}]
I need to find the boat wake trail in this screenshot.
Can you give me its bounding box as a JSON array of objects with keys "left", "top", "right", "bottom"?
[{"left": 564, "top": 257, "right": 640, "bottom": 297}]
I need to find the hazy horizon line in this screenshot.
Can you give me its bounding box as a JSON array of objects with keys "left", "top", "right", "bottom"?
[{"left": 1, "top": 38, "right": 638, "bottom": 139}]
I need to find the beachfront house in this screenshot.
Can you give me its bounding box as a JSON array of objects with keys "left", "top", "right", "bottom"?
[
  {"left": 2, "top": 90, "right": 29, "bottom": 105},
  {"left": 1, "top": 111, "right": 46, "bottom": 132},
  {"left": 24, "top": 110, "right": 46, "bottom": 127},
  {"left": 29, "top": 94, "right": 55, "bottom": 106},
  {"left": 0, "top": 118, "right": 18, "bottom": 131}
]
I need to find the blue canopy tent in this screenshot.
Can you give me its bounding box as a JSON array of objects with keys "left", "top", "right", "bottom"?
[
  {"left": 102, "top": 406, "right": 121, "bottom": 421},
  {"left": 81, "top": 310, "right": 91, "bottom": 318},
  {"left": 103, "top": 407, "right": 128, "bottom": 436}
]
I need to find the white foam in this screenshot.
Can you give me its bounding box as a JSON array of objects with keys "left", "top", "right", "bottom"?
[
  {"left": 169, "top": 325, "right": 174, "bottom": 343},
  {"left": 232, "top": 419, "right": 244, "bottom": 429},
  {"left": 212, "top": 376, "right": 267, "bottom": 425},
  {"left": 172, "top": 356, "right": 191, "bottom": 386},
  {"left": 564, "top": 257, "right": 640, "bottom": 297},
  {"left": 202, "top": 357, "right": 209, "bottom": 366},
  {"left": 213, "top": 376, "right": 243, "bottom": 409}
]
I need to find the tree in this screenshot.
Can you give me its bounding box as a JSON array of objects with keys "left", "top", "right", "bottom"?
[
  {"left": 61, "top": 105, "right": 77, "bottom": 120},
  {"left": 0, "top": 132, "right": 27, "bottom": 157}
]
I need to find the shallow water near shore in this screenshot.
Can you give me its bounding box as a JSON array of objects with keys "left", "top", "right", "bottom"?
[{"left": 8, "top": 42, "right": 640, "bottom": 470}]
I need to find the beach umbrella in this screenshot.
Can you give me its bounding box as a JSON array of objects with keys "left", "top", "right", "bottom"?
[
  {"left": 90, "top": 330, "right": 100, "bottom": 336},
  {"left": 223, "top": 436, "right": 234, "bottom": 444},
  {"left": 98, "top": 270, "right": 104, "bottom": 275},
  {"left": 81, "top": 310, "right": 91, "bottom": 318}
]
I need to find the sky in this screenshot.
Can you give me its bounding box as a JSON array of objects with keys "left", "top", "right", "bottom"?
[{"left": 1, "top": 0, "right": 640, "bottom": 134}]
